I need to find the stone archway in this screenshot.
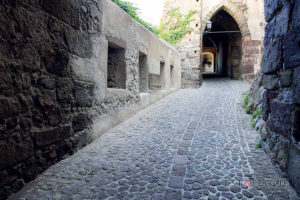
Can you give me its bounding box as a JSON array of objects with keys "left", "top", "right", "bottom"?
[
  {"left": 200, "top": 2, "right": 254, "bottom": 80},
  {"left": 201, "top": 3, "right": 251, "bottom": 39}
]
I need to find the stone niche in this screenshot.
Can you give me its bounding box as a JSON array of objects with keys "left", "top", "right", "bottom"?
[
  {"left": 138, "top": 52, "right": 148, "bottom": 93},
  {"left": 107, "top": 44, "right": 126, "bottom": 89}
]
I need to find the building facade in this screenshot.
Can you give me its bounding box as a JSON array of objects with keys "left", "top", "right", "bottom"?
[{"left": 163, "top": 0, "right": 265, "bottom": 88}]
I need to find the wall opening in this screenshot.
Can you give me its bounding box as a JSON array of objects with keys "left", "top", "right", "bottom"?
[
  {"left": 202, "top": 9, "right": 242, "bottom": 79},
  {"left": 160, "top": 62, "right": 166, "bottom": 89},
  {"left": 139, "top": 52, "right": 148, "bottom": 93},
  {"left": 293, "top": 109, "right": 300, "bottom": 142},
  {"left": 107, "top": 43, "right": 126, "bottom": 89},
  {"left": 170, "top": 65, "right": 174, "bottom": 88},
  {"left": 202, "top": 52, "right": 215, "bottom": 73}
]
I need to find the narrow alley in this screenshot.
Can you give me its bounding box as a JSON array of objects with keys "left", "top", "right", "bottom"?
[{"left": 10, "top": 79, "right": 299, "bottom": 200}]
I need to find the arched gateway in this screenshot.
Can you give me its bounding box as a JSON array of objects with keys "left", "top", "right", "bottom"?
[{"left": 163, "top": 0, "right": 265, "bottom": 87}]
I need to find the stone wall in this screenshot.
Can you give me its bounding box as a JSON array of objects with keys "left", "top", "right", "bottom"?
[
  {"left": 163, "top": 0, "right": 265, "bottom": 87},
  {"left": 0, "top": 0, "right": 181, "bottom": 199},
  {"left": 260, "top": 0, "right": 300, "bottom": 195}
]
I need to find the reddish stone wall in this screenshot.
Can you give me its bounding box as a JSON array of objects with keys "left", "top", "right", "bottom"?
[{"left": 242, "top": 40, "right": 263, "bottom": 80}]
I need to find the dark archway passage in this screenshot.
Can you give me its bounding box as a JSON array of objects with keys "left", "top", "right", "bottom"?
[{"left": 202, "top": 9, "right": 242, "bottom": 79}]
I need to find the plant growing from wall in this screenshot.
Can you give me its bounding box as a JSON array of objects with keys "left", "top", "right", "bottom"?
[
  {"left": 244, "top": 93, "right": 249, "bottom": 112},
  {"left": 157, "top": 8, "right": 197, "bottom": 45}
]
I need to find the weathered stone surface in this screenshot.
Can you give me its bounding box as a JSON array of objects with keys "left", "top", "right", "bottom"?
[
  {"left": 72, "top": 113, "right": 90, "bottom": 132},
  {"left": 262, "top": 38, "right": 282, "bottom": 74},
  {"left": 0, "top": 137, "right": 33, "bottom": 169},
  {"left": 37, "top": 90, "right": 57, "bottom": 107},
  {"left": 39, "top": 77, "right": 56, "bottom": 90},
  {"left": 288, "top": 144, "right": 300, "bottom": 198},
  {"left": 42, "top": 0, "right": 80, "bottom": 29},
  {"left": 46, "top": 50, "right": 70, "bottom": 76},
  {"left": 269, "top": 100, "right": 292, "bottom": 138},
  {"left": 33, "top": 126, "right": 72, "bottom": 147},
  {"left": 65, "top": 30, "right": 92, "bottom": 58},
  {"left": 279, "top": 70, "right": 293, "bottom": 87},
  {"left": 293, "top": 67, "right": 300, "bottom": 103},
  {"left": 262, "top": 74, "right": 278, "bottom": 90},
  {"left": 74, "top": 81, "right": 94, "bottom": 107},
  {"left": 0, "top": 97, "right": 22, "bottom": 118},
  {"left": 264, "top": 0, "right": 284, "bottom": 22},
  {"left": 274, "top": 4, "right": 290, "bottom": 36},
  {"left": 283, "top": 32, "right": 300, "bottom": 69},
  {"left": 292, "top": 0, "right": 300, "bottom": 31},
  {"left": 56, "top": 78, "right": 73, "bottom": 104}
]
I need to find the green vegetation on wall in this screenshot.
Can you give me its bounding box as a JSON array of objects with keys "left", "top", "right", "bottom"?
[
  {"left": 157, "top": 8, "right": 197, "bottom": 45},
  {"left": 111, "top": 0, "right": 196, "bottom": 45}
]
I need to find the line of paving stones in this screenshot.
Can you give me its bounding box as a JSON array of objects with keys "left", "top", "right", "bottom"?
[{"left": 10, "top": 79, "right": 300, "bottom": 200}]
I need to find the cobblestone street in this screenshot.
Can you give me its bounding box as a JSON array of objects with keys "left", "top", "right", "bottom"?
[{"left": 11, "top": 79, "right": 299, "bottom": 200}]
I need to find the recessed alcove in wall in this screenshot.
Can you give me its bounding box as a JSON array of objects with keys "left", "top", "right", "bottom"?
[
  {"left": 139, "top": 52, "right": 148, "bottom": 93},
  {"left": 107, "top": 43, "right": 126, "bottom": 89},
  {"left": 170, "top": 65, "right": 174, "bottom": 88},
  {"left": 160, "top": 61, "right": 166, "bottom": 89}
]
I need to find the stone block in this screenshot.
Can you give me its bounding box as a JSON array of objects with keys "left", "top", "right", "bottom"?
[
  {"left": 0, "top": 97, "right": 21, "bottom": 118},
  {"left": 33, "top": 125, "right": 72, "bottom": 147},
  {"left": 37, "top": 90, "right": 57, "bottom": 107},
  {"left": 46, "top": 50, "right": 70, "bottom": 76},
  {"left": 42, "top": 0, "right": 80, "bottom": 29},
  {"left": 65, "top": 29, "right": 92, "bottom": 58},
  {"left": 148, "top": 74, "right": 161, "bottom": 90},
  {"left": 283, "top": 32, "right": 300, "bottom": 69},
  {"left": 18, "top": 94, "right": 33, "bottom": 111},
  {"left": 74, "top": 81, "right": 94, "bottom": 107},
  {"left": 0, "top": 136, "right": 33, "bottom": 169},
  {"left": 39, "top": 77, "right": 56, "bottom": 90},
  {"left": 269, "top": 100, "right": 292, "bottom": 138},
  {"left": 293, "top": 67, "right": 300, "bottom": 103},
  {"left": 72, "top": 113, "right": 90, "bottom": 132},
  {"left": 21, "top": 73, "right": 31, "bottom": 89},
  {"left": 275, "top": 4, "right": 290, "bottom": 36},
  {"left": 44, "top": 107, "right": 63, "bottom": 126},
  {"left": 57, "top": 78, "right": 73, "bottom": 104},
  {"left": 292, "top": 0, "right": 300, "bottom": 31},
  {"left": 0, "top": 72, "right": 12, "bottom": 94},
  {"left": 262, "top": 74, "right": 279, "bottom": 90},
  {"left": 262, "top": 38, "right": 282, "bottom": 74},
  {"left": 287, "top": 144, "right": 300, "bottom": 195},
  {"left": 279, "top": 70, "right": 293, "bottom": 87},
  {"left": 264, "top": 0, "right": 284, "bottom": 22},
  {"left": 264, "top": 18, "right": 275, "bottom": 46}
]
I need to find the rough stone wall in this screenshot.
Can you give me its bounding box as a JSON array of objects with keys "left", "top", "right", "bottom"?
[
  {"left": 260, "top": 0, "right": 300, "bottom": 195},
  {"left": 0, "top": 0, "right": 181, "bottom": 199},
  {"left": 163, "top": 0, "right": 265, "bottom": 87}
]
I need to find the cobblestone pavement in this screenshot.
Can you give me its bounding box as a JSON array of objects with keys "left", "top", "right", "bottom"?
[{"left": 11, "top": 79, "right": 300, "bottom": 200}]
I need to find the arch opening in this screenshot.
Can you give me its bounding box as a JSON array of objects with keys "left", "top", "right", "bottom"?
[{"left": 202, "top": 9, "right": 242, "bottom": 79}]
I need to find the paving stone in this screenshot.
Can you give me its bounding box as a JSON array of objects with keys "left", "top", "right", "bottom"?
[
  {"left": 242, "top": 190, "right": 254, "bottom": 198},
  {"left": 164, "top": 189, "right": 182, "bottom": 200},
  {"left": 171, "top": 164, "right": 186, "bottom": 176},
  {"left": 221, "top": 192, "right": 235, "bottom": 200},
  {"left": 168, "top": 176, "right": 183, "bottom": 189},
  {"left": 209, "top": 180, "right": 222, "bottom": 186},
  {"left": 230, "top": 185, "right": 241, "bottom": 193}
]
